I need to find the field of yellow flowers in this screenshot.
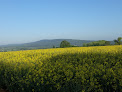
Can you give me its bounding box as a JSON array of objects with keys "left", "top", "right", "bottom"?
[{"left": 0, "top": 45, "right": 122, "bottom": 92}]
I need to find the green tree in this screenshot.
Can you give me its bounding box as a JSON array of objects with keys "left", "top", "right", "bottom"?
[
  {"left": 105, "top": 41, "right": 110, "bottom": 46},
  {"left": 83, "top": 43, "right": 87, "bottom": 47},
  {"left": 114, "top": 37, "right": 122, "bottom": 45},
  {"left": 60, "top": 40, "right": 71, "bottom": 48},
  {"left": 53, "top": 45, "right": 55, "bottom": 48}
]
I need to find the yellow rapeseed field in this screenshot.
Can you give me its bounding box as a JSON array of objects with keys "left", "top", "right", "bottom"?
[
  {"left": 0, "top": 45, "right": 121, "bottom": 65},
  {"left": 0, "top": 45, "right": 122, "bottom": 92}
]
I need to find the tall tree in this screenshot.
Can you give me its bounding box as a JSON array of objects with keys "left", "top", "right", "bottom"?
[
  {"left": 53, "top": 45, "right": 55, "bottom": 48},
  {"left": 105, "top": 41, "right": 110, "bottom": 46},
  {"left": 114, "top": 37, "right": 122, "bottom": 45},
  {"left": 60, "top": 40, "right": 71, "bottom": 48}
]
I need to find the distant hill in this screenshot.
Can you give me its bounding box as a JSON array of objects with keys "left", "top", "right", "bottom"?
[
  {"left": 0, "top": 39, "right": 115, "bottom": 51},
  {"left": 20, "top": 39, "right": 94, "bottom": 48},
  {"left": 0, "top": 39, "right": 94, "bottom": 51}
]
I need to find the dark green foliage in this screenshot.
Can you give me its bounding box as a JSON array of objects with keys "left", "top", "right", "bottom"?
[
  {"left": 53, "top": 45, "right": 56, "bottom": 48},
  {"left": 60, "top": 40, "right": 71, "bottom": 48},
  {"left": 114, "top": 37, "right": 122, "bottom": 45},
  {"left": 105, "top": 41, "right": 110, "bottom": 46},
  {"left": 83, "top": 40, "right": 111, "bottom": 47}
]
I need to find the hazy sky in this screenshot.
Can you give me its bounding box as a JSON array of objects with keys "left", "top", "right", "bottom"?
[{"left": 0, "top": 0, "right": 122, "bottom": 45}]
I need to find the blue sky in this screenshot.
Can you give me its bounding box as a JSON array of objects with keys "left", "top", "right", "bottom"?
[{"left": 0, "top": 0, "right": 122, "bottom": 45}]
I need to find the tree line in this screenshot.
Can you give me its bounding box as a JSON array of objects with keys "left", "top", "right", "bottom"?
[{"left": 59, "top": 37, "right": 122, "bottom": 48}]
